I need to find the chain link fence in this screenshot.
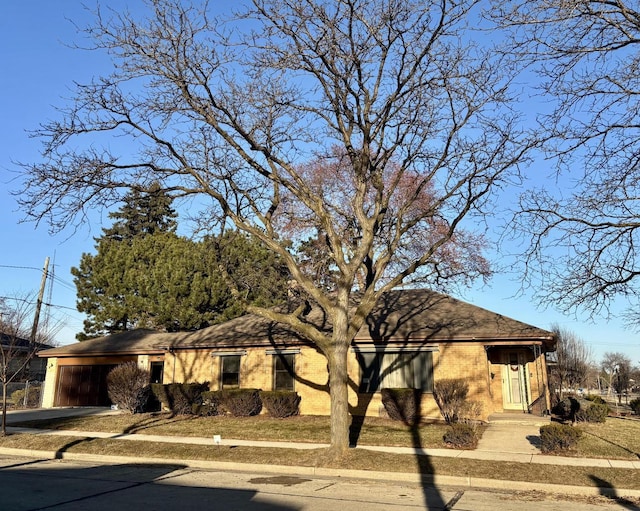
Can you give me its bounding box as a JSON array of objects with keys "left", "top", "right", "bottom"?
[{"left": 5, "top": 381, "right": 44, "bottom": 408}]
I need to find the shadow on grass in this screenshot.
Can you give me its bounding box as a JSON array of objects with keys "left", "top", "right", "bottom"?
[
  {"left": 350, "top": 390, "right": 447, "bottom": 510},
  {"left": 581, "top": 430, "right": 640, "bottom": 460},
  {"left": 589, "top": 476, "right": 640, "bottom": 511}
]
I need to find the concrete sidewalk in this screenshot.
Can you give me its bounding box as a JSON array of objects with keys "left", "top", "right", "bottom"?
[
  {"left": 4, "top": 410, "right": 639, "bottom": 469},
  {"left": 2, "top": 407, "right": 640, "bottom": 499}
]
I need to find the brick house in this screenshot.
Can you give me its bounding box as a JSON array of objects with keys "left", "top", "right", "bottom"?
[{"left": 38, "top": 289, "right": 556, "bottom": 419}]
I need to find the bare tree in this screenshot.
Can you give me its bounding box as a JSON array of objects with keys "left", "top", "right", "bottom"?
[
  {"left": 490, "top": 1, "right": 640, "bottom": 325},
  {"left": 18, "top": 0, "right": 532, "bottom": 455},
  {"left": 0, "top": 297, "right": 43, "bottom": 435},
  {"left": 547, "top": 324, "right": 593, "bottom": 402},
  {"left": 601, "top": 351, "right": 632, "bottom": 405}
]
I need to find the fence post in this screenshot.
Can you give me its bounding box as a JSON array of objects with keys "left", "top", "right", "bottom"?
[{"left": 23, "top": 380, "right": 30, "bottom": 408}]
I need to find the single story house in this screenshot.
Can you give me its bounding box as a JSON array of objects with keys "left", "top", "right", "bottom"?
[{"left": 38, "top": 289, "right": 556, "bottom": 419}]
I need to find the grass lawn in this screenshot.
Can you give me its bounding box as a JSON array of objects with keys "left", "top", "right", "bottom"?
[
  {"left": 576, "top": 418, "right": 640, "bottom": 460},
  {"left": 7, "top": 413, "right": 454, "bottom": 448},
  {"left": 2, "top": 413, "right": 639, "bottom": 491}
]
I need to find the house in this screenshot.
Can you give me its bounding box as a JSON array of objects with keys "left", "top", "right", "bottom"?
[
  {"left": 1, "top": 332, "right": 51, "bottom": 382},
  {"left": 38, "top": 289, "right": 556, "bottom": 419}
]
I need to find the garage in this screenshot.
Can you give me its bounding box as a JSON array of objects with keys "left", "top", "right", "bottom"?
[{"left": 54, "top": 365, "right": 116, "bottom": 407}]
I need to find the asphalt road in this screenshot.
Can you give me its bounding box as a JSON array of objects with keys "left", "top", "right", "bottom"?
[{"left": 0, "top": 455, "right": 637, "bottom": 511}]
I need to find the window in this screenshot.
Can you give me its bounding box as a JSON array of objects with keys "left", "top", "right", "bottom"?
[
  {"left": 150, "top": 362, "right": 164, "bottom": 384},
  {"left": 273, "top": 353, "right": 295, "bottom": 391},
  {"left": 221, "top": 355, "right": 241, "bottom": 388},
  {"left": 357, "top": 351, "right": 433, "bottom": 393}
]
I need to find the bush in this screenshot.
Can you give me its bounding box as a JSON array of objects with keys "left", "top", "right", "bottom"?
[
  {"left": 260, "top": 391, "right": 301, "bottom": 418},
  {"left": 150, "top": 382, "right": 209, "bottom": 415},
  {"left": 195, "top": 391, "right": 223, "bottom": 416},
  {"left": 219, "top": 389, "right": 262, "bottom": 417},
  {"left": 433, "top": 379, "right": 469, "bottom": 424},
  {"left": 539, "top": 423, "right": 582, "bottom": 453},
  {"left": 551, "top": 396, "right": 582, "bottom": 422},
  {"left": 443, "top": 423, "right": 478, "bottom": 449},
  {"left": 584, "top": 394, "right": 606, "bottom": 405},
  {"left": 107, "top": 362, "right": 151, "bottom": 414},
  {"left": 10, "top": 385, "right": 41, "bottom": 408},
  {"left": 381, "top": 388, "right": 421, "bottom": 425},
  {"left": 575, "top": 403, "right": 608, "bottom": 423},
  {"left": 630, "top": 397, "right": 640, "bottom": 415}
]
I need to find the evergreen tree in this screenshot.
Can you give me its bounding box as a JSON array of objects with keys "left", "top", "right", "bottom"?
[
  {"left": 73, "top": 192, "right": 289, "bottom": 339},
  {"left": 102, "top": 182, "right": 177, "bottom": 241}
]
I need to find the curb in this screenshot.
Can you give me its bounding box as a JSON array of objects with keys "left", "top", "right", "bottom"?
[{"left": 1, "top": 446, "right": 639, "bottom": 499}]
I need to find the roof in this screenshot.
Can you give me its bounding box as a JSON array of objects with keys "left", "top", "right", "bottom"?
[
  {"left": 38, "top": 288, "right": 555, "bottom": 358},
  {"left": 1, "top": 332, "right": 53, "bottom": 352}
]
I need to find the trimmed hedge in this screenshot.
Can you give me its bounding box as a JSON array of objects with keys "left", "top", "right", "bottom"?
[
  {"left": 150, "top": 382, "right": 209, "bottom": 415},
  {"left": 540, "top": 423, "right": 582, "bottom": 453},
  {"left": 200, "top": 389, "right": 263, "bottom": 417},
  {"left": 552, "top": 397, "right": 608, "bottom": 423},
  {"left": 260, "top": 391, "right": 301, "bottom": 418},
  {"left": 381, "top": 388, "right": 421, "bottom": 425},
  {"left": 575, "top": 403, "right": 608, "bottom": 423}
]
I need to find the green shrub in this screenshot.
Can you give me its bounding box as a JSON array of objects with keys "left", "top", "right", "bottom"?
[
  {"left": 630, "top": 397, "right": 640, "bottom": 415},
  {"left": 584, "top": 394, "right": 606, "bottom": 405},
  {"left": 575, "top": 403, "right": 608, "bottom": 423},
  {"left": 551, "top": 397, "right": 581, "bottom": 422},
  {"left": 443, "top": 423, "right": 478, "bottom": 449},
  {"left": 381, "top": 388, "right": 421, "bottom": 425},
  {"left": 10, "top": 385, "right": 41, "bottom": 408},
  {"left": 540, "top": 423, "right": 582, "bottom": 453},
  {"left": 433, "top": 379, "right": 469, "bottom": 424},
  {"left": 107, "top": 362, "right": 151, "bottom": 414},
  {"left": 260, "top": 391, "right": 301, "bottom": 418},
  {"left": 219, "top": 388, "right": 262, "bottom": 417},
  {"left": 150, "top": 382, "right": 209, "bottom": 415}
]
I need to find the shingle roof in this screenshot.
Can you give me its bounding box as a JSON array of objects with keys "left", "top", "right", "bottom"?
[{"left": 38, "top": 288, "right": 555, "bottom": 358}]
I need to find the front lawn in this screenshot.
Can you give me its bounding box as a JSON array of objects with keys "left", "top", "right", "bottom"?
[{"left": 9, "top": 413, "right": 456, "bottom": 448}]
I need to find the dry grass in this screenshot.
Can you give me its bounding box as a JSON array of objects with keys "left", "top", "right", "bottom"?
[
  {"left": 10, "top": 413, "right": 453, "bottom": 448},
  {"left": 0, "top": 433, "right": 638, "bottom": 490},
  {"left": 4, "top": 412, "right": 639, "bottom": 490},
  {"left": 576, "top": 418, "right": 640, "bottom": 460}
]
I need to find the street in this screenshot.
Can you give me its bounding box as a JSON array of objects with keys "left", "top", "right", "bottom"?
[{"left": 0, "top": 455, "right": 636, "bottom": 511}]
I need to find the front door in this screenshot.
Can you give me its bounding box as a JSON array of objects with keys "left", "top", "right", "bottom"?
[{"left": 501, "top": 351, "right": 529, "bottom": 411}]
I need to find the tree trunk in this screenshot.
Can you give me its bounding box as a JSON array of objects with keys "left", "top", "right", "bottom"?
[
  {"left": 1, "top": 383, "right": 7, "bottom": 436},
  {"left": 328, "top": 341, "right": 350, "bottom": 455}
]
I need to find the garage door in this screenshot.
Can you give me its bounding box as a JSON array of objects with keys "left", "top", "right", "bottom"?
[{"left": 55, "top": 365, "right": 116, "bottom": 407}]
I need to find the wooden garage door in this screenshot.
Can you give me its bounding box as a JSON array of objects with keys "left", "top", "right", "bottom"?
[{"left": 55, "top": 365, "right": 116, "bottom": 407}]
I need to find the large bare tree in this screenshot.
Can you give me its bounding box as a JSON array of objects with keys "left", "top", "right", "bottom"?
[
  {"left": 18, "top": 0, "right": 531, "bottom": 454},
  {"left": 492, "top": 1, "right": 640, "bottom": 325}
]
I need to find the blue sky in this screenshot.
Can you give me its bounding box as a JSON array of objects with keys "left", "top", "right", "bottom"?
[{"left": 0, "top": 2, "right": 638, "bottom": 366}]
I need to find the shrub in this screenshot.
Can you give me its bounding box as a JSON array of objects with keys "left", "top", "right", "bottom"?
[
  {"left": 443, "top": 423, "right": 478, "bottom": 449},
  {"left": 575, "top": 403, "right": 608, "bottom": 423},
  {"left": 10, "top": 385, "right": 41, "bottom": 408},
  {"left": 539, "top": 423, "right": 582, "bottom": 453},
  {"left": 195, "top": 391, "right": 223, "bottom": 416},
  {"left": 150, "top": 382, "right": 209, "bottom": 415},
  {"left": 381, "top": 388, "right": 421, "bottom": 425},
  {"left": 219, "top": 388, "right": 262, "bottom": 417},
  {"left": 433, "top": 379, "right": 469, "bottom": 424},
  {"left": 551, "top": 396, "right": 581, "bottom": 422},
  {"left": 630, "top": 397, "right": 640, "bottom": 415},
  {"left": 584, "top": 394, "right": 606, "bottom": 405},
  {"left": 107, "top": 362, "right": 151, "bottom": 414},
  {"left": 260, "top": 391, "right": 301, "bottom": 418}
]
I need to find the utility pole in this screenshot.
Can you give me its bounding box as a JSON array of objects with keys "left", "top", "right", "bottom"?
[
  {"left": 24, "top": 257, "right": 49, "bottom": 382},
  {"left": 29, "top": 257, "right": 50, "bottom": 347}
]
